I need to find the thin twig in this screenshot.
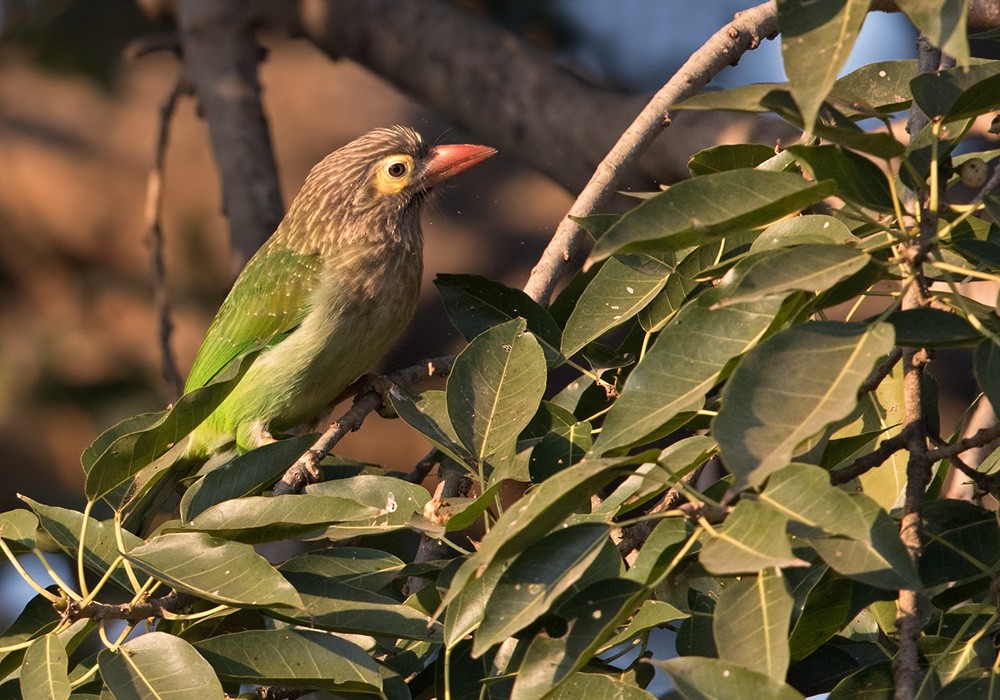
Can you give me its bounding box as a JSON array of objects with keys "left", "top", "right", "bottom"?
[
  {"left": 617, "top": 462, "right": 707, "bottom": 557},
  {"left": 831, "top": 432, "right": 909, "bottom": 485},
  {"left": 521, "top": 0, "right": 780, "bottom": 305},
  {"left": 144, "top": 78, "right": 188, "bottom": 401},
  {"left": 60, "top": 591, "right": 193, "bottom": 624},
  {"left": 925, "top": 424, "right": 1000, "bottom": 462},
  {"left": 857, "top": 347, "right": 903, "bottom": 397}
]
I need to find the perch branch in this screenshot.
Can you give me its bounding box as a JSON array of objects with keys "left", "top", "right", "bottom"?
[{"left": 60, "top": 591, "right": 193, "bottom": 623}]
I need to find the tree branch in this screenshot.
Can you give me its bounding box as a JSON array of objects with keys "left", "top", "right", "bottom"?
[
  {"left": 60, "top": 591, "right": 193, "bottom": 623},
  {"left": 175, "top": 0, "right": 283, "bottom": 271},
  {"left": 830, "top": 432, "right": 910, "bottom": 485}
]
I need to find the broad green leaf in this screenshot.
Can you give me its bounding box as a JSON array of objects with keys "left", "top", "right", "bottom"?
[
  {"left": 275, "top": 569, "right": 442, "bottom": 641},
  {"left": 886, "top": 308, "right": 981, "bottom": 347},
  {"left": 688, "top": 144, "right": 779, "bottom": 176},
  {"left": 84, "top": 350, "right": 258, "bottom": 499},
  {"left": 23, "top": 498, "right": 142, "bottom": 592},
  {"left": 510, "top": 578, "right": 647, "bottom": 700},
  {"left": 807, "top": 492, "right": 922, "bottom": 590},
  {"left": 0, "top": 509, "right": 37, "bottom": 554},
  {"left": 699, "top": 500, "right": 806, "bottom": 574},
  {"left": 717, "top": 244, "right": 870, "bottom": 306},
  {"left": 562, "top": 256, "right": 668, "bottom": 357},
  {"left": 850, "top": 358, "right": 907, "bottom": 509},
  {"left": 602, "top": 598, "right": 689, "bottom": 650},
  {"left": 447, "top": 318, "right": 547, "bottom": 466},
  {"left": 528, "top": 406, "right": 592, "bottom": 481},
  {"left": 626, "top": 517, "right": 698, "bottom": 587},
  {"left": 657, "top": 656, "right": 805, "bottom": 700},
  {"left": 179, "top": 433, "right": 319, "bottom": 521},
  {"left": 445, "top": 480, "right": 504, "bottom": 533},
  {"left": 778, "top": 0, "right": 869, "bottom": 133},
  {"left": 595, "top": 293, "right": 783, "bottom": 454},
  {"left": 588, "top": 171, "right": 836, "bottom": 263},
  {"left": 444, "top": 557, "right": 509, "bottom": 648},
  {"left": 545, "top": 673, "right": 656, "bottom": 700},
  {"left": 911, "top": 61, "right": 1000, "bottom": 122},
  {"left": 438, "top": 457, "right": 635, "bottom": 612},
  {"left": 714, "top": 568, "right": 793, "bottom": 682},
  {"left": 827, "top": 661, "right": 894, "bottom": 699},
  {"left": 435, "top": 273, "right": 563, "bottom": 361},
  {"left": 714, "top": 321, "right": 895, "bottom": 489},
  {"left": 125, "top": 532, "right": 302, "bottom": 609},
  {"left": 920, "top": 499, "right": 999, "bottom": 586},
  {"left": 760, "top": 463, "right": 868, "bottom": 539},
  {"left": 98, "top": 632, "right": 223, "bottom": 699},
  {"left": 896, "top": 0, "right": 970, "bottom": 63},
  {"left": 974, "top": 339, "right": 1000, "bottom": 411},
  {"left": 279, "top": 547, "right": 404, "bottom": 589},
  {"left": 81, "top": 411, "right": 162, "bottom": 473},
  {"left": 390, "top": 388, "right": 472, "bottom": 468},
  {"left": 0, "top": 592, "right": 61, "bottom": 680},
  {"left": 933, "top": 668, "right": 1000, "bottom": 700},
  {"left": 788, "top": 145, "right": 894, "bottom": 212},
  {"left": 195, "top": 629, "right": 380, "bottom": 693},
  {"left": 673, "top": 83, "right": 786, "bottom": 113},
  {"left": 750, "top": 215, "right": 856, "bottom": 252},
  {"left": 788, "top": 568, "right": 886, "bottom": 660},
  {"left": 180, "top": 494, "right": 379, "bottom": 543},
  {"left": 20, "top": 635, "right": 70, "bottom": 700},
  {"left": 473, "top": 523, "right": 618, "bottom": 656},
  {"left": 305, "top": 474, "right": 431, "bottom": 540},
  {"left": 829, "top": 60, "right": 918, "bottom": 113}
]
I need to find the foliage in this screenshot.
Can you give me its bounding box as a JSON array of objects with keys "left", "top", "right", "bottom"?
[{"left": 4, "top": 3, "right": 1000, "bottom": 698}]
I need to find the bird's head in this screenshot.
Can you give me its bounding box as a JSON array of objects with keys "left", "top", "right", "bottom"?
[{"left": 295, "top": 125, "right": 496, "bottom": 247}]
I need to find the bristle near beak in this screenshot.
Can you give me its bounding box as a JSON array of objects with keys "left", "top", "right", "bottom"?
[{"left": 422, "top": 143, "right": 497, "bottom": 187}]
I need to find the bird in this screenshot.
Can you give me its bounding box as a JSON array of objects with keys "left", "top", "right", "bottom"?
[
  {"left": 185, "top": 125, "right": 496, "bottom": 457},
  {"left": 124, "top": 126, "right": 495, "bottom": 526}
]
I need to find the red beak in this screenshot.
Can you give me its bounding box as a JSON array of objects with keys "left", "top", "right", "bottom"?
[{"left": 422, "top": 143, "right": 497, "bottom": 187}]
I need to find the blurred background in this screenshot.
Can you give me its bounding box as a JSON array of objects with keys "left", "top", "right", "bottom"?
[{"left": 0, "top": 0, "right": 934, "bottom": 621}]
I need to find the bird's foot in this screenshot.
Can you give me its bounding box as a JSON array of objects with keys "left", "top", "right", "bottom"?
[
  {"left": 355, "top": 373, "right": 398, "bottom": 419},
  {"left": 247, "top": 421, "right": 278, "bottom": 450}
]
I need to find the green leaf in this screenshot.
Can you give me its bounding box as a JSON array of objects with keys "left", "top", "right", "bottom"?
[
  {"left": 195, "top": 629, "right": 381, "bottom": 693},
  {"left": 829, "top": 60, "right": 918, "bottom": 113},
  {"left": 788, "top": 568, "right": 886, "bottom": 660},
  {"left": 275, "top": 569, "right": 443, "bottom": 641},
  {"left": 885, "top": 308, "right": 981, "bottom": 347},
  {"left": 0, "top": 509, "right": 38, "bottom": 554},
  {"left": 125, "top": 532, "right": 303, "bottom": 609},
  {"left": 390, "top": 388, "right": 473, "bottom": 468},
  {"left": 447, "top": 318, "right": 547, "bottom": 467},
  {"left": 699, "top": 500, "right": 807, "bottom": 574},
  {"left": 510, "top": 578, "right": 647, "bottom": 700},
  {"left": 444, "top": 558, "right": 509, "bottom": 649},
  {"left": 0, "top": 592, "right": 61, "bottom": 680},
  {"left": 595, "top": 294, "right": 784, "bottom": 454},
  {"left": 473, "top": 523, "right": 618, "bottom": 656},
  {"left": 279, "top": 546, "right": 405, "bottom": 590},
  {"left": 588, "top": 171, "right": 836, "bottom": 263},
  {"left": 561, "top": 256, "right": 668, "bottom": 357},
  {"left": 718, "top": 244, "right": 871, "bottom": 306},
  {"left": 84, "top": 350, "right": 258, "bottom": 500},
  {"left": 528, "top": 404, "right": 592, "bottom": 481},
  {"left": 657, "top": 656, "right": 805, "bottom": 700},
  {"left": 760, "top": 463, "right": 868, "bottom": 539},
  {"left": 896, "top": 0, "right": 970, "bottom": 63},
  {"left": 911, "top": 61, "right": 1000, "bottom": 122},
  {"left": 713, "top": 569, "right": 793, "bottom": 682},
  {"left": 750, "top": 215, "right": 856, "bottom": 252},
  {"left": 98, "top": 632, "right": 223, "bottom": 699},
  {"left": 778, "top": 0, "right": 869, "bottom": 133},
  {"left": 180, "top": 494, "right": 379, "bottom": 543},
  {"left": 807, "top": 493, "right": 922, "bottom": 590},
  {"left": 20, "top": 635, "right": 71, "bottom": 700},
  {"left": 688, "top": 144, "right": 779, "bottom": 176},
  {"left": 920, "top": 499, "right": 1000, "bottom": 586},
  {"left": 602, "top": 598, "right": 689, "bottom": 650},
  {"left": 545, "top": 673, "right": 656, "bottom": 700},
  {"left": 827, "top": 661, "right": 894, "bottom": 699},
  {"left": 23, "top": 498, "right": 143, "bottom": 592},
  {"left": 305, "top": 474, "right": 431, "bottom": 540},
  {"left": 714, "top": 321, "right": 896, "bottom": 489},
  {"left": 673, "top": 83, "right": 786, "bottom": 113},
  {"left": 435, "top": 273, "right": 563, "bottom": 362},
  {"left": 179, "top": 433, "right": 319, "bottom": 521},
  {"left": 626, "top": 518, "right": 698, "bottom": 587},
  {"left": 438, "top": 457, "right": 634, "bottom": 612},
  {"left": 788, "top": 145, "right": 894, "bottom": 212}
]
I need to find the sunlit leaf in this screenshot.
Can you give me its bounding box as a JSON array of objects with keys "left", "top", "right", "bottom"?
[
  {"left": 714, "top": 568, "right": 793, "bottom": 682},
  {"left": 657, "top": 656, "right": 805, "bottom": 700},
  {"left": 700, "top": 500, "right": 807, "bottom": 574},
  {"left": 20, "top": 635, "right": 70, "bottom": 700},
  {"left": 98, "top": 632, "right": 223, "bottom": 699}
]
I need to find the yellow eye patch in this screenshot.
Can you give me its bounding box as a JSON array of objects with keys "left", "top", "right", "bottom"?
[{"left": 373, "top": 154, "right": 415, "bottom": 195}]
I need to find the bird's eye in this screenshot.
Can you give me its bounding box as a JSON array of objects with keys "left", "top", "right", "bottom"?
[{"left": 386, "top": 161, "right": 408, "bottom": 178}]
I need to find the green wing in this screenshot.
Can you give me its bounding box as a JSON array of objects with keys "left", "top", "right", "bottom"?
[{"left": 184, "top": 243, "right": 324, "bottom": 392}]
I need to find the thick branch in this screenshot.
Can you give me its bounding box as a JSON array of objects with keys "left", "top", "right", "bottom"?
[
  {"left": 61, "top": 591, "right": 193, "bottom": 623},
  {"left": 831, "top": 433, "right": 909, "bottom": 485},
  {"left": 176, "top": 0, "right": 283, "bottom": 271}
]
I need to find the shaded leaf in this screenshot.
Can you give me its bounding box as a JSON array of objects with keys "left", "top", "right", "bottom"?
[
  {"left": 305, "top": 474, "right": 431, "bottom": 540},
  {"left": 688, "top": 144, "right": 779, "bottom": 176},
  {"left": 0, "top": 509, "right": 37, "bottom": 554},
  {"left": 760, "top": 463, "right": 868, "bottom": 539},
  {"left": 910, "top": 61, "right": 1000, "bottom": 122},
  {"left": 448, "top": 319, "right": 547, "bottom": 466},
  {"left": 896, "top": 0, "right": 970, "bottom": 63},
  {"left": 588, "top": 171, "right": 836, "bottom": 263},
  {"left": 194, "top": 629, "right": 381, "bottom": 693},
  {"left": 20, "top": 634, "right": 70, "bottom": 700},
  {"left": 603, "top": 598, "right": 689, "bottom": 650},
  {"left": 788, "top": 145, "right": 894, "bottom": 212},
  {"left": 885, "top": 308, "right": 981, "bottom": 347},
  {"left": 125, "top": 532, "right": 302, "bottom": 609},
  {"left": 750, "top": 215, "right": 856, "bottom": 252},
  {"left": 390, "top": 388, "right": 472, "bottom": 468},
  {"left": 788, "top": 568, "right": 887, "bottom": 660},
  {"left": 827, "top": 661, "right": 894, "bottom": 699},
  {"left": 700, "top": 500, "right": 806, "bottom": 574},
  {"left": 714, "top": 322, "right": 895, "bottom": 489},
  {"left": 98, "top": 632, "right": 223, "bottom": 699},
  {"left": 920, "top": 499, "right": 999, "bottom": 586},
  {"left": 626, "top": 518, "right": 698, "bottom": 587},
  {"left": 974, "top": 339, "right": 1000, "bottom": 412},
  {"left": 546, "top": 673, "right": 656, "bottom": 700},
  {"left": 829, "top": 60, "right": 918, "bottom": 113},
  {"left": 714, "top": 568, "right": 793, "bottom": 682}
]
